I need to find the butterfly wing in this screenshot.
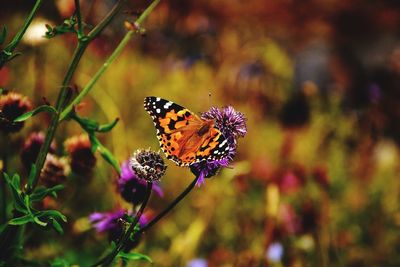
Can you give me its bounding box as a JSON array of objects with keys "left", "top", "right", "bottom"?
[{"left": 144, "top": 96, "right": 230, "bottom": 166}]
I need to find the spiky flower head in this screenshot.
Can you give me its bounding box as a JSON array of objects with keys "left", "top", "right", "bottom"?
[
  {"left": 64, "top": 134, "right": 96, "bottom": 175},
  {"left": 21, "top": 132, "right": 56, "bottom": 171},
  {"left": 191, "top": 106, "right": 247, "bottom": 186},
  {"left": 118, "top": 160, "right": 163, "bottom": 205},
  {"left": 0, "top": 92, "right": 32, "bottom": 133},
  {"left": 129, "top": 149, "right": 167, "bottom": 182}
]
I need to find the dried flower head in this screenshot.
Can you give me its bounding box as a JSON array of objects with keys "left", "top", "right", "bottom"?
[
  {"left": 89, "top": 209, "right": 148, "bottom": 249},
  {"left": 64, "top": 134, "right": 96, "bottom": 175},
  {"left": 190, "top": 106, "right": 247, "bottom": 185},
  {"left": 21, "top": 132, "right": 56, "bottom": 171},
  {"left": 0, "top": 92, "right": 32, "bottom": 133},
  {"left": 40, "top": 154, "right": 69, "bottom": 187},
  {"left": 129, "top": 149, "right": 167, "bottom": 182},
  {"left": 118, "top": 160, "right": 163, "bottom": 205}
]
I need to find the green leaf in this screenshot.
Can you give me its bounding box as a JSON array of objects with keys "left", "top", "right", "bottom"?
[
  {"left": 37, "top": 210, "right": 67, "bottom": 222},
  {"left": 50, "top": 258, "right": 69, "bottom": 267},
  {"left": 27, "top": 164, "right": 37, "bottom": 189},
  {"left": 0, "top": 26, "right": 7, "bottom": 45},
  {"left": 11, "top": 174, "right": 21, "bottom": 192},
  {"left": 51, "top": 219, "right": 64, "bottom": 234},
  {"left": 72, "top": 113, "right": 99, "bottom": 132},
  {"left": 8, "top": 214, "right": 33, "bottom": 225},
  {"left": 45, "top": 17, "right": 77, "bottom": 39},
  {"left": 14, "top": 105, "right": 57, "bottom": 122},
  {"left": 116, "top": 252, "right": 152, "bottom": 263},
  {"left": 89, "top": 134, "right": 121, "bottom": 174},
  {"left": 97, "top": 118, "right": 119, "bottom": 132},
  {"left": 3, "top": 173, "right": 27, "bottom": 213},
  {"left": 32, "top": 215, "right": 48, "bottom": 227},
  {"left": 30, "top": 185, "right": 64, "bottom": 202}
]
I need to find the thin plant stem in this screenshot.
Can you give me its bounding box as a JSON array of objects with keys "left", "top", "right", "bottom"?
[
  {"left": 91, "top": 182, "right": 153, "bottom": 267},
  {"left": 60, "top": 0, "right": 161, "bottom": 121},
  {"left": 74, "top": 0, "right": 84, "bottom": 38},
  {"left": 140, "top": 175, "right": 199, "bottom": 233},
  {"left": 0, "top": 0, "right": 43, "bottom": 67},
  {"left": 59, "top": 30, "right": 134, "bottom": 121},
  {"left": 26, "top": 0, "right": 125, "bottom": 194}
]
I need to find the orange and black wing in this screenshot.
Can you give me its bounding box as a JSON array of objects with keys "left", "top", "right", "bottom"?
[{"left": 144, "top": 96, "right": 230, "bottom": 166}]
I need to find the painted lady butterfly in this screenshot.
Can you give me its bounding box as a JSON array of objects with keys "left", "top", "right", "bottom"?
[{"left": 144, "top": 96, "right": 230, "bottom": 166}]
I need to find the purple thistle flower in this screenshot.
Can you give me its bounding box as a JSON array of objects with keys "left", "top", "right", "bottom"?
[
  {"left": 118, "top": 160, "right": 163, "bottom": 205},
  {"left": 190, "top": 106, "right": 247, "bottom": 186},
  {"left": 89, "top": 209, "right": 148, "bottom": 250}
]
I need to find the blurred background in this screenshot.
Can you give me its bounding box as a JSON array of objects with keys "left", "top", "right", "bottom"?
[{"left": 1, "top": 0, "right": 400, "bottom": 266}]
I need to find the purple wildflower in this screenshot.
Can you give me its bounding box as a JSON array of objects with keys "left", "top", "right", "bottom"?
[
  {"left": 118, "top": 160, "right": 163, "bottom": 205},
  {"left": 89, "top": 209, "right": 148, "bottom": 250},
  {"left": 190, "top": 106, "right": 247, "bottom": 186}
]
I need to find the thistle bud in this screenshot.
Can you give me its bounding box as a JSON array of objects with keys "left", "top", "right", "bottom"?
[
  {"left": 64, "top": 135, "right": 96, "bottom": 175},
  {"left": 40, "top": 154, "right": 69, "bottom": 187},
  {"left": 0, "top": 92, "right": 32, "bottom": 133}
]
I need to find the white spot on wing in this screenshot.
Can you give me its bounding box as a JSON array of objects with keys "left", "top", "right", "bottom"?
[
  {"left": 164, "top": 101, "right": 173, "bottom": 109},
  {"left": 156, "top": 108, "right": 161, "bottom": 113}
]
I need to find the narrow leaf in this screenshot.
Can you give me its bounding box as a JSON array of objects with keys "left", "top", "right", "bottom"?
[
  {"left": 50, "top": 258, "right": 69, "bottom": 267},
  {"left": 116, "top": 252, "right": 152, "bottom": 263},
  {"left": 27, "top": 164, "right": 37, "bottom": 189},
  {"left": 97, "top": 118, "right": 119, "bottom": 132},
  {"left": 51, "top": 219, "right": 64, "bottom": 234},
  {"left": 89, "top": 134, "right": 120, "bottom": 173},
  {"left": 8, "top": 214, "right": 33, "bottom": 225},
  {"left": 11, "top": 173, "right": 21, "bottom": 192},
  {"left": 37, "top": 210, "right": 67, "bottom": 222},
  {"left": 30, "top": 185, "right": 64, "bottom": 202},
  {"left": 32, "top": 215, "right": 48, "bottom": 227},
  {"left": 3, "top": 173, "right": 26, "bottom": 212},
  {"left": 14, "top": 105, "right": 57, "bottom": 122}
]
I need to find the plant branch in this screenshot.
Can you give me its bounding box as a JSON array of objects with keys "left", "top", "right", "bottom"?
[
  {"left": 0, "top": 0, "right": 43, "bottom": 67},
  {"left": 26, "top": 0, "right": 126, "bottom": 194},
  {"left": 60, "top": 30, "right": 133, "bottom": 121},
  {"left": 140, "top": 175, "right": 199, "bottom": 233},
  {"left": 87, "top": 0, "right": 126, "bottom": 42},
  {"left": 91, "top": 182, "right": 153, "bottom": 267},
  {"left": 60, "top": 0, "right": 161, "bottom": 121},
  {"left": 74, "top": 0, "right": 84, "bottom": 38}
]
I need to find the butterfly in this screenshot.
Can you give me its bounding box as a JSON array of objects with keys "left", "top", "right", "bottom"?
[{"left": 144, "top": 96, "right": 230, "bottom": 166}]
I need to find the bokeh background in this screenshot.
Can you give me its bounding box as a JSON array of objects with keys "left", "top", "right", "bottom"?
[{"left": 1, "top": 0, "right": 400, "bottom": 266}]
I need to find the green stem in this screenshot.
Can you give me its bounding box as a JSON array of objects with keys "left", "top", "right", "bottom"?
[
  {"left": 135, "top": 0, "right": 161, "bottom": 26},
  {"left": 3, "top": 0, "right": 43, "bottom": 52},
  {"left": 74, "top": 0, "right": 84, "bottom": 38},
  {"left": 26, "top": 0, "right": 126, "bottom": 194},
  {"left": 60, "top": 30, "right": 133, "bottom": 121},
  {"left": 92, "top": 182, "right": 153, "bottom": 267},
  {"left": 60, "top": 0, "right": 161, "bottom": 121},
  {"left": 139, "top": 175, "right": 199, "bottom": 234},
  {"left": 87, "top": 0, "right": 125, "bottom": 41}
]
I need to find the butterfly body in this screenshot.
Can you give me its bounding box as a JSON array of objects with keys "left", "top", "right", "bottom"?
[{"left": 144, "top": 97, "right": 230, "bottom": 166}]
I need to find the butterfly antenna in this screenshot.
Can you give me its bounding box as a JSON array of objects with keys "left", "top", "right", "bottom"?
[{"left": 208, "top": 90, "right": 212, "bottom": 107}]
